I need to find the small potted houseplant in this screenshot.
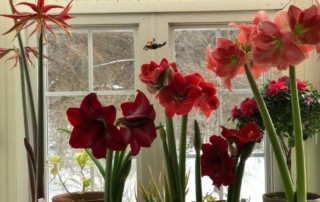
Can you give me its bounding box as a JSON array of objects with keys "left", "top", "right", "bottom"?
[{"left": 49, "top": 150, "right": 104, "bottom": 202}]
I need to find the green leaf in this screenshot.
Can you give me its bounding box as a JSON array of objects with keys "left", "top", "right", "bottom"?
[
  {"left": 83, "top": 178, "right": 92, "bottom": 188},
  {"left": 50, "top": 167, "right": 58, "bottom": 176}
]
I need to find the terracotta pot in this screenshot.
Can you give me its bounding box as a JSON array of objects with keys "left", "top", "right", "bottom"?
[
  {"left": 263, "top": 192, "right": 320, "bottom": 202},
  {"left": 52, "top": 191, "right": 104, "bottom": 202}
]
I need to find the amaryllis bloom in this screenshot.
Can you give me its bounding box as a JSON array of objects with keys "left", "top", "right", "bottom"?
[
  {"left": 251, "top": 21, "right": 306, "bottom": 70},
  {"left": 1, "top": 0, "right": 73, "bottom": 37},
  {"left": 0, "top": 46, "right": 40, "bottom": 68},
  {"left": 221, "top": 122, "right": 262, "bottom": 151},
  {"left": 67, "top": 93, "right": 127, "bottom": 159},
  {"left": 288, "top": 5, "right": 320, "bottom": 44},
  {"left": 194, "top": 73, "right": 220, "bottom": 118},
  {"left": 201, "top": 135, "right": 235, "bottom": 188},
  {"left": 157, "top": 72, "right": 202, "bottom": 118},
  {"left": 207, "top": 38, "right": 246, "bottom": 90},
  {"left": 139, "top": 58, "right": 178, "bottom": 94},
  {"left": 119, "top": 90, "right": 157, "bottom": 156}
]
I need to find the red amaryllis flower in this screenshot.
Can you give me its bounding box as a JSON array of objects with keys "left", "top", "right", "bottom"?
[
  {"left": 251, "top": 21, "right": 306, "bottom": 70},
  {"left": 1, "top": 0, "right": 73, "bottom": 37},
  {"left": 139, "top": 58, "right": 178, "bottom": 94},
  {"left": 288, "top": 5, "right": 320, "bottom": 44},
  {"left": 201, "top": 135, "right": 235, "bottom": 188},
  {"left": 0, "top": 48, "right": 13, "bottom": 59},
  {"left": 67, "top": 93, "right": 127, "bottom": 159},
  {"left": 119, "top": 90, "right": 157, "bottom": 156},
  {"left": 157, "top": 72, "right": 202, "bottom": 118},
  {"left": 221, "top": 122, "right": 262, "bottom": 150},
  {"left": 194, "top": 73, "right": 220, "bottom": 118},
  {"left": 207, "top": 38, "right": 246, "bottom": 90}
]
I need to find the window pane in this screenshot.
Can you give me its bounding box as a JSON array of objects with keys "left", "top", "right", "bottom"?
[
  {"left": 92, "top": 31, "right": 135, "bottom": 91},
  {"left": 47, "top": 33, "right": 88, "bottom": 92},
  {"left": 174, "top": 27, "right": 265, "bottom": 202}
]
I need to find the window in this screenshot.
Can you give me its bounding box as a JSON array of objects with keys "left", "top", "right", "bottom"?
[
  {"left": 43, "top": 2, "right": 286, "bottom": 201},
  {"left": 46, "top": 27, "right": 138, "bottom": 200}
]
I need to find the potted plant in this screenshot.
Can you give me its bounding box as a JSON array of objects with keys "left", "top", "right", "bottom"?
[{"left": 49, "top": 150, "right": 104, "bottom": 202}]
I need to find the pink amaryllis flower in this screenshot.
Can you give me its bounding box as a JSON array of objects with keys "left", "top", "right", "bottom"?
[
  {"left": 207, "top": 38, "right": 246, "bottom": 90},
  {"left": 119, "top": 90, "right": 157, "bottom": 156},
  {"left": 0, "top": 46, "right": 41, "bottom": 68},
  {"left": 157, "top": 72, "right": 202, "bottom": 118},
  {"left": 221, "top": 122, "right": 262, "bottom": 151},
  {"left": 67, "top": 93, "right": 128, "bottom": 159},
  {"left": 288, "top": 5, "right": 320, "bottom": 45},
  {"left": 251, "top": 21, "right": 306, "bottom": 70},
  {"left": 1, "top": 0, "right": 73, "bottom": 37},
  {"left": 201, "top": 135, "right": 236, "bottom": 188},
  {"left": 139, "top": 58, "right": 178, "bottom": 94}
]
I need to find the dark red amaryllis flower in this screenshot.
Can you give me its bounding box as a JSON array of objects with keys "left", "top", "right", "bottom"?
[
  {"left": 201, "top": 135, "right": 235, "bottom": 188},
  {"left": 1, "top": 0, "right": 73, "bottom": 37},
  {"left": 67, "top": 93, "right": 128, "bottom": 159},
  {"left": 157, "top": 72, "right": 202, "bottom": 118},
  {"left": 139, "top": 58, "right": 178, "bottom": 94},
  {"left": 221, "top": 122, "right": 262, "bottom": 151},
  {"left": 119, "top": 90, "right": 157, "bottom": 156}
]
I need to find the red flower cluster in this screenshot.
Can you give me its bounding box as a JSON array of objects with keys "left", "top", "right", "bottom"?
[
  {"left": 201, "top": 122, "right": 262, "bottom": 188},
  {"left": 231, "top": 97, "right": 258, "bottom": 119},
  {"left": 67, "top": 91, "right": 157, "bottom": 158},
  {"left": 207, "top": 4, "right": 320, "bottom": 90},
  {"left": 267, "top": 76, "right": 307, "bottom": 96},
  {"left": 140, "top": 58, "right": 220, "bottom": 118}
]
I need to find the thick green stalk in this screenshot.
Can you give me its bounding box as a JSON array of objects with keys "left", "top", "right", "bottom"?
[
  {"left": 179, "top": 114, "right": 188, "bottom": 200},
  {"left": 231, "top": 141, "right": 256, "bottom": 202},
  {"left": 17, "top": 32, "right": 37, "bottom": 151},
  {"left": 289, "top": 66, "right": 306, "bottom": 202},
  {"left": 166, "top": 117, "right": 183, "bottom": 201},
  {"left": 194, "top": 120, "right": 202, "bottom": 202},
  {"left": 244, "top": 64, "right": 294, "bottom": 202},
  {"left": 160, "top": 126, "right": 175, "bottom": 201},
  {"left": 36, "top": 30, "right": 45, "bottom": 200},
  {"left": 105, "top": 150, "right": 114, "bottom": 202}
]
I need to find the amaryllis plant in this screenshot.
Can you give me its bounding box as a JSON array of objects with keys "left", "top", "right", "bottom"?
[
  {"left": 207, "top": 1, "right": 320, "bottom": 202},
  {"left": 66, "top": 90, "right": 157, "bottom": 202},
  {"left": 0, "top": 0, "right": 73, "bottom": 201},
  {"left": 231, "top": 76, "right": 320, "bottom": 173}
]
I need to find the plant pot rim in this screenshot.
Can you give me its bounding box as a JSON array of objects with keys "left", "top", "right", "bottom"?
[
  {"left": 263, "top": 192, "right": 320, "bottom": 202},
  {"left": 52, "top": 191, "right": 104, "bottom": 202}
]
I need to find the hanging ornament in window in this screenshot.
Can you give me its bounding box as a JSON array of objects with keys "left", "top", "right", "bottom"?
[{"left": 143, "top": 38, "right": 166, "bottom": 51}]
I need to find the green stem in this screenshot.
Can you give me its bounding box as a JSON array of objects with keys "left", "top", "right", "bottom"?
[
  {"left": 194, "top": 120, "right": 202, "bottom": 202},
  {"left": 36, "top": 30, "right": 45, "bottom": 200},
  {"left": 166, "top": 117, "right": 182, "bottom": 201},
  {"left": 289, "top": 66, "right": 306, "bottom": 202},
  {"left": 105, "top": 150, "right": 114, "bottom": 202},
  {"left": 160, "top": 125, "right": 175, "bottom": 201},
  {"left": 179, "top": 114, "right": 188, "bottom": 200},
  {"left": 231, "top": 142, "right": 256, "bottom": 202},
  {"left": 84, "top": 149, "right": 105, "bottom": 178},
  {"left": 244, "top": 64, "right": 294, "bottom": 202}
]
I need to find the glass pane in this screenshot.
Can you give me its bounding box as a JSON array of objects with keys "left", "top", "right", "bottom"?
[
  {"left": 47, "top": 32, "right": 88, "bottom": 92},
  {"left": 174, "top": 29, "right": 218, "bottom": 82},
  {"left": 93, "top": 31, "right": 135, "bottom": 91}
]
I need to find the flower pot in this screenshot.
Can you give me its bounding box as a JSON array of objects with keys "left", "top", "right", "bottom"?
[
  {"left": 52, "top": 191, "right": 104, "bottom": 202},
  {"left": 263, "top": 192, "right": 320, "bottom": 202}
]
